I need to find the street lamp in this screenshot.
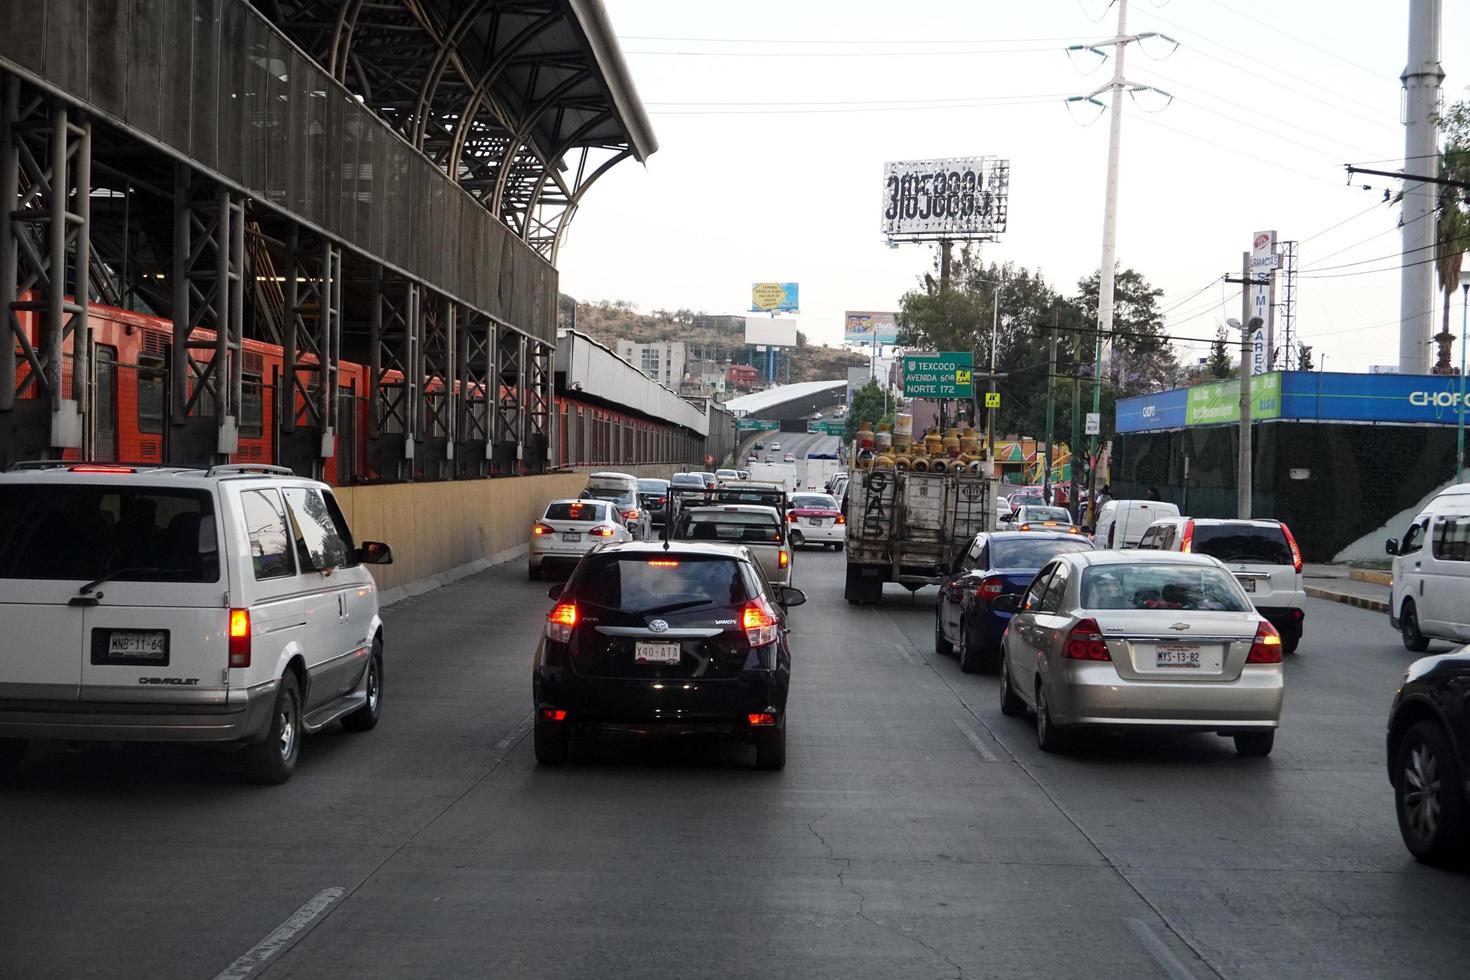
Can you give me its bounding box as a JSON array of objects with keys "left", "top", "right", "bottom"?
[{"left": 1458, "top": 270, "right": 1470, "bottom": 483}]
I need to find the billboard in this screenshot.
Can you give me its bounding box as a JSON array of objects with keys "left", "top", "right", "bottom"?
[
  {"left": 844, "top": 310, "right": 900, "bottom": 345},
  {"left": 1185, "top": 373, "right": 1282, "bottom": 426},
  {"left": 751, "top": 282, "right": 799, "bottom": 312},
  {"left": 881, "top": 157, "right": 1010, "bottom": 240},
  {"left": 744, "top": 317, "right": 798, "bottom": 348},
  {"left": 902, "top": 351, "right": 974, "bottom": 398},
  {"left": 1250, "top": 230, "right": 1276, "bottom": 376}
]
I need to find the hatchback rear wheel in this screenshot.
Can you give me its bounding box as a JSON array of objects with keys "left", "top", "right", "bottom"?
[
  {"left": 533, "top": 715, "right": 570, "bottom": 766},
  {"left": 1395, "top": 720, "right": 1470, "bottom": 866},
  {"left": 1233, "top": 731, "right": 1275, "bottom": 757},
  {"left": 754, "top": 720, "right": 787, "bottom": 771}
]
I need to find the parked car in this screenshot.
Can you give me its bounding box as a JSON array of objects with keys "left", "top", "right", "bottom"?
[
  {"left": 1386, "top": 647, "right": 1470, "bottom": 866},
  {"left": 532, "top": 541, "right": 805, "bottom": 769},
  {"left": 1138, "top": 517, "right": 1306, "bottom": 654},
  {"left": 1387, "top": 483, "right": 1470, "bottom": 651},
  {"left": 529, "top": 499, "right": 634, "bottom": 580},
  {"left": 994, "top": 550, "right": 1284, "bottom": 756},
  {"left": 672, "top": 503, "right": 793, "bottom": 587},
  {"left": 636, "top": 479, "right": 671, "bottom": 529},
  {"left": 0, "top": 462, "right": 393, "bottom": 784},
  {"left": 786, "top": 492, "right": 844, "bottom": 550},
  {"left": 1094, "top": 499, "right": 1180, "bottom": 548},
  {"left": 935, "top": 531, "right": 1095, "bottom": 673}
]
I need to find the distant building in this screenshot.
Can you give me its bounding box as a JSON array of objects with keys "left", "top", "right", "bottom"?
[
  {"left": 615, "top": 340, "right": 686, "bottom": 389},
  {"left": 727, "top": 363, "right": 759, "bottom": 390}
]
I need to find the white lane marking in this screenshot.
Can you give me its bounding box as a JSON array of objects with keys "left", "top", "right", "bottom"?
[
  {"left": 952, "top": 718, "right": 997, "bottom": 762},
  {"left": 495, "top": 712, "right": 534, "bottom": 749},
  {"left": 211, "top": 887, "right": 345, "bottom": 980},
  {"left": 894, "top": 643, "right": 915, "bottom": 665},
  {"left": 1125, "top": 918, "right": 1200, "bottom": 980}
]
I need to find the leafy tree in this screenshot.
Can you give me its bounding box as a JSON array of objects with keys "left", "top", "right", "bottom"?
[
  {"left": 1297, "top": 343, "right": 1315, "bottom": 372},
  {"left": 1071, "top": 266, "right": 1180, "bottom": 394},
  {"left": 845, "top": 380, "right": 893, "bottom": 442},
  {"left": 1208, "top": 324, "right": 1235, "bottom": 379},
  {"left": 1433, "top": 97, "right": 1470, "bottom": 366}
]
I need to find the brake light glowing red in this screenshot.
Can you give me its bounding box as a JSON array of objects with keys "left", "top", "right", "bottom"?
[
  {"left": 747, "top": 712, "right": 777, "bottom": 727},
  {"left": 1180, "top": 519, "right": 1195, "bottom": 553},
  {"left": 742, "top": 600, "right": 779, "bottom": 647},
  {"left": 1280, "top": 523, "right": 1303, "bottom": 573},
  {"left": 836, "top": 514, "right": 846, "bottom": 525},
  {"left": 70, "top": 464, "right": 137, "bottom": 473},
  {"left": 546, "top": 602, "right": 578, "bottom": 643},
  {"left": 647, "top": 560, "right": 679, "bottom": 567},
  {"left": 228, "top": 608, "right": 251, "bottom": 668},
  {"left": 532, "top": 521, "right": 555, "bottom": 536},
  {"left": 1247, "top": 621, "right": 1283, "bottom": 663},
  {"left": 588, "top": 525, "right": 616, "bottom": 538},
  {"left": 1064, "top": 617, "right": 1111, "bottom": 661},
  {"left": 977, "top": 576, "right": 1005, "bottom": 600},
  {"left": 539, "top": 708, "right": 568, "bottom": 722},
  {"left": 787, "top": 511, "right": 798, "bottom": 523}
]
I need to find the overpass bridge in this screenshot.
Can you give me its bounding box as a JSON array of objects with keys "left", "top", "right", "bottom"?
[{"left": 725, "top": 379, "right": 847, "bottom": 423}]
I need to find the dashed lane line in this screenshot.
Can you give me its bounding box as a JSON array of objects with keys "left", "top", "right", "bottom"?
[{"left": 210, "top": 888, "right": 345, "bottom": 980}]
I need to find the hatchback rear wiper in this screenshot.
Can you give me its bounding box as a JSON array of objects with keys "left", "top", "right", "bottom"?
[{"left": 641, "top": 599, "right": 715, "bottom": 616}]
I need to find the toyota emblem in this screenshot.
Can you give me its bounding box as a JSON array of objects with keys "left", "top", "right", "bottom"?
[{"left": 649, "top": 619, "right": 669, "bottom": 633}]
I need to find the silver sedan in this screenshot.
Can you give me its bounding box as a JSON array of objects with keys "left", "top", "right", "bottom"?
[{"left": 995, "top": 550, "right": 1284, "bottom": 756}]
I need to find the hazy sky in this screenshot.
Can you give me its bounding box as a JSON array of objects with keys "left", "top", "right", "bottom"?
[{"left": 557, "top": 0, "right": 1468, "bottom": 374}]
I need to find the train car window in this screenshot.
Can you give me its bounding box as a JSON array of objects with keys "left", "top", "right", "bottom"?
[
  {"left": 240, "top": 373, "right": 264, "bottom": 438},
  {"left": 137, "top": 353, "right": 166, "bottom": 434}
]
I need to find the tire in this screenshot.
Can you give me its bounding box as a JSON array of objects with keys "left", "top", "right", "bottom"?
[
  {"left": 341, "top": 641, "right": 383, "bottom": 732},
  {"left": 1233, "top": 731, "right": 1275, "bottom": 757},
  {"left": 533, "top": 715, "right": 570, "bottom": 766},
  {"left": 1401, "top": 600, "right": 1431, "bottom": 653},
  {"left": 999, "top": 659, "right": 1026, "bottom": 717},
  {"left": 241, "top": 673, "right": 302, "bottom": 785},
  {"left": 958, "top": 620, "right": 983, "bottom": 674},
  {"left": 1395, "top": 720, "right": 1470, "bottom": 866},
  {"left": 1282, "top": 635, "right": 1300, "bottom": 656},
  {"left": 1035, "top": 683, "right": 1068, "bottom": 753},
  {"left": 0, "top": 738, "right": 28, "bottom": 780},
  {"left": 754, "top": 721, "right": 787, "bottom": 771},
  {"left": 833, "top": 543, "right": 844, "bottom": 553},
  {"left": 528, "top": 563, "right": 541, "bottom": 581},
  {"left": 934, "top": 609, "right": 955, "bottom": 657}
]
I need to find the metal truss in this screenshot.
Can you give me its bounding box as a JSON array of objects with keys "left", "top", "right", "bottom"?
[
  {"left": 457, "top": 306, "right": 494, "bottom": 463},
  {"left": 494, "top": 325, "right": 526, "bottom": 462},
  {"left": 281, "top": 227, "right": 341, "bottom": 446},
  {"left": 0, "top": 79, "right": 91, "bottom": 451},
  {"left": 526, "top": 339, "right": 552, "bottom": 471},
  {"left": 420, "top": 291, "right": 455, "bottom": 449}
]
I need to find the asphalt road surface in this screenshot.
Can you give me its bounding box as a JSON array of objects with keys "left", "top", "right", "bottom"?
[
  {"left": 3, "top": 552, "right": 1468, "bottom": 980},
  {"left": 739, "top": 430, "right": 840, "bottom": 489}
]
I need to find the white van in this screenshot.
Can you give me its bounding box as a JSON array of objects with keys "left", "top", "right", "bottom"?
[
  {"left": 582, "top": 472, "right": 648, "bottom": 539},
  {"left": 1388, "top": 484, "right": 1470, "bottom": 650},
  {"left": 0, "top": 462, "right": 393, "bottom": 784},
  {"left": 1094, "top": 499, "right": 1180, "bottom": 549}
]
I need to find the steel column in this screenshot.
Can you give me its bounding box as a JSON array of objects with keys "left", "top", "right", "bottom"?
[{"left": 0, "top": 77, "right": 18, "bottom": 415}]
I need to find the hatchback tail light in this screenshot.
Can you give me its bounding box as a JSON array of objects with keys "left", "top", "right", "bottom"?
[
  {"left": 532, "top": 521, "right": 555, "bottom": 536},
  {"left": 1180, "top": 519, "right": 1195, "bottom": 553},
  {"left": 1064, "top": 617, "right": 1111, "bottom": 661},
  {"left": 1280, "top": 523, "right": 1303, "bottom": 573},
  {"left": 546, "top": 602, "right": 578, "bottom": 643},
  {"left": 228, "top": 608, "right": 251, "bottom": 668},
  {"left": 588, "top": 525, "right": 617, "bottom": 538},
  {"left": 742, "top": 600, "right": 779, "bottom": 647},
  {"left": 1247, "top": 621, "right": 1283, "bottom": 663},
  {"left": 975, "top": 576, "right": 1006, "bottom": 601}
]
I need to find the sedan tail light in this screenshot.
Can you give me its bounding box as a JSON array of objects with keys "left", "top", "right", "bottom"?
[
  {"left": 532, "top": 521, "right": 555, "bottom": 536},
  {"left": 1064, "top": 617, "right": 1111, "bottom": 661},
  {"left": 742, "top": 600, "right": 780, "bottom": 647},
  {"left": 546, "top": 602, "right": 578, "bottom": 643},
  {"left": 975, "top": 576, "right": 1006, "bottom": 601},
  {"left": 1247, "top": 621, "right": 1283, "bottom": 663},
  {"left": 836, "top": 514, "right": 846, "bottom": 525},
  {"left": 228, "top": 608, "right": 251, "bottom": 668},
  {"left": 1281, "top": 522, "right": 1303, "bottom": 573},
  {"left": 622, "top": 508, "right": 640, "bottom": 521},
  {"left": 1180, "top": 519, "right": 1195, "bottom": 553},
  {"left": 787, "top": 511, "right": 799, "bottom": 523},
  {"left": 588, "top": 525, "right": 617, "bottom": 538}
]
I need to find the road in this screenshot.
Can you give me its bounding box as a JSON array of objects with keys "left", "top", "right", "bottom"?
[
  {"left": 739, "top": 430, "right": 840, "bottom": 489},
  {"left": 3, "top": 554, "right": 1469, "bottom": 979}
]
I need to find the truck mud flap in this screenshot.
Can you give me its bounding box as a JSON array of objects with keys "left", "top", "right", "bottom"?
[{"left": 844, "top": 563, "right": 887, "bottom": 604}]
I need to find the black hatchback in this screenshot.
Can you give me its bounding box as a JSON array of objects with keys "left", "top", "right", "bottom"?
[
  {"left": 533, "top": 541, "right": 804, "bottom": 769},
  {"left": 1387, "top": 648, "right": 1470, "bottom": 866}
]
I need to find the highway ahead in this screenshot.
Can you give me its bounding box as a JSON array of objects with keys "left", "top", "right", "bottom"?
[{"left": 3, "top": 552, "right": 1469, "bottom": 980}]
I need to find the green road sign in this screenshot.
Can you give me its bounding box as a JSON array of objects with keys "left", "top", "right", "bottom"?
[
  {"left": 737, "top": 418, "right": 780, "bottom": 432},
  {"left": 902, "top": 351, "right": 974, "bottom": 398}
]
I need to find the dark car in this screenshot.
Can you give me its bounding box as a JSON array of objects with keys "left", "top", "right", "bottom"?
[
  {"left": 637, "top": 478, "right": 671, "bottom": 528},
  {"left": 935, "top": 531, "right": 1095, "bottom": 673},
  {"left": 1386, "top": 648, "right": 1470, "bottom": 866},
  {"left": 532, "top": 541, "right": 805, "bottom": 770}
]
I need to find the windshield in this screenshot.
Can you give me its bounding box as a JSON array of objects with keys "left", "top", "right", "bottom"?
[
  {"left": 791, "top": 494, "right": 838, "bottom": 510},
  {"left": 1020, "top": 507, "right": 1071, "bottom": 523},
  {"left": 585, "top": 489, "right": 635, "bottom": 508},
  {"left": 0, "top": 484, "right": 220, "bottom": 582},
  {"left": 991, "top": 537, "right": 1094, "bottom": 568},
  {"left": 676, "top": 510, "right": 782, "bottom": 544},
  {"left": 546, "top": 501, "right": 606, "bottom": 523},
  {"left": 571, "top": 554, "right": 752, "bottom": 613},
  {"left": 1191, "top": 524, "right": 1293, "bottom": 565},
  {"left": 637, "top": 480, "right": 669, "bottom": 494},
  {"left": 1080, "top": 564, "right": 1250, "bottom": 612}
]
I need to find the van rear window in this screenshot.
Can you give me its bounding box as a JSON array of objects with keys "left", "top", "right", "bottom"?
[
  {"left": 0, "top": 485, "right": 219, "bottom": 582},
  {"left": 1190, "top": 525, "right": 1293, "bottom": 566}
]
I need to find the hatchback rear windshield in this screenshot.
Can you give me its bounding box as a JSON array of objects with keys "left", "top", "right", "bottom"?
[
  {"left": 573, "top": 554, "right": 753, "bottom": 613},
  {"left": 791, "top": 494, "right": 837, "bottom": 510},
  {"left": 676, "top": 511, "right": 781, "bottom": 544},
  {"left": 585, "top": 489, "right": 635, "bottom": 508},
  {"left": 992, "top": 537, "right": 1093, "bottom": 568},
  {"left": 546, "top": 501, "right": 607, "bottom": 522},
  {"left": 670, "top": 474, "right": 704, "bottom": 487},
  {"left": 1190, "top": 525, "right": 1293, "bottom": 565},
  {"left": 0, "top": 484, "right": 219, "bottom": 582},
  {"left": 637, "top": 480, "right": 668, "bottom": 493},
  {"left": 1081, "top": 564, "right": 1250, "bottom": 612}
]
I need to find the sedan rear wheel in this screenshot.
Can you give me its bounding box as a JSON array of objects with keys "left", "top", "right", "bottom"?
[
  {"left": 934, "top": 608, "right": 954, "bottom": 657},
  {"left": 958, "top": 620, "right": 983, "bottom": 674},
  {"left": 1035, "top": 683, "right": 1068, "bottom": 753},
  {"left": 1395, "top": 720, "right": 1470, "bottom": 866},
  {"left": 1232, "top": 731, "right": 1275, "bottom": 757},
  {"left": 999, "top": 659, "right": 1026, "bottom": 717}
]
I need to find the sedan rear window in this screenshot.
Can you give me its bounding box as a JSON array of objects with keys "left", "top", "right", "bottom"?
[
  {"left": 0, "top": 484, "right": 219, "bottom": 582},
  {"left": 670, "top": 474, "right": 704, "bottom": 488},
  {"left": 1020, "top": 506, "right": 1071, "bottom": 523},
  {"left": 1081, "top": 564, "right": 1250, "bottom": 612},
  {"left": 572, "top": 555, "right": 752, "bottom": 613},
  {"left": 791, "top": 494, "right": 837, "bottom": 510},
  {"left": 1190, "top": 525, "right": 1293, "bottom": 565},
  {"left": 546, "top": 501, "right": 605, "bottom": 522},
  {"left": 991, "top": 537, "right": 1094, "bottom": 568}
]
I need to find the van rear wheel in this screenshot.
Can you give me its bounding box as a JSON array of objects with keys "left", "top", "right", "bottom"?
[
  {"left": 1401, "top": 600, "right": 1431, "bottom": 653},
  {"left": 341, "top": 641, "right": 383, "bottom": 732},
  {"left": 242, "top": 674, "right": 302, "bottom": 785}
]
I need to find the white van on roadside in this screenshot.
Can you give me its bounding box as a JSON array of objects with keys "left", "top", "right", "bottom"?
[
  {"left": 1094, "top": 499, "right": 1180, "bottom": 549},
  {"left": 1387, "top": 484, "right": 1470, "bottom": 650}
]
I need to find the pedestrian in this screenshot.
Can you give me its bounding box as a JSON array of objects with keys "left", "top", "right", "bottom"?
[
  {"left": 1147, "top": 485, "right": 1162, "bottom": 501},
  {"left": 1096, "top": 484, "right": 1113, "bottom": 508}
]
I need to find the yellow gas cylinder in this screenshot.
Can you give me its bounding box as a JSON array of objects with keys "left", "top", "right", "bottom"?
[
  {"left": 923, "top": 429, "right": 943, "bottom": 457},
  {"left": 894, "top": 455, "right": 912, "bottom": 471},
  {"left": 856, "top": 421, "right": 875, "bottom": 453},
  {"left": 912, "top": 456, "right": 931, "bottom": 472},
  {"left": 931, "top": 457, "right": 950, "bottom": 474},
  {"left": 874, "top": 423, "right": 893, "bottom": 454},
  {"left": 942, "top": 428, "right": 961, "bottom": 458}
]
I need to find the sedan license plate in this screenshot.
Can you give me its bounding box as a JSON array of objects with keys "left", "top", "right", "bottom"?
[
  {"left": 1155, "top": 642, "right": 1201, "bottom": 669},
  {"left": 807, "top": 518, "right": 825, "bottom": 527},
  {"left": 562, "top": 531, "right": 582, "bottom": 543},
  {"left": 1236, "top": 576, "right": 1257, "bottom": 592},
  {"left": 108, "top": 630, "right": 167, "bottom": 658},
  {"left": 634, "top": 641, "right": 681, "bottom": 665}
]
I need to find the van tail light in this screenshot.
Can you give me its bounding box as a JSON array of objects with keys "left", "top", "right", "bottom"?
[
  {"left": 1064, "top": 617, "right": 1111, "bottom": 661},
  {"left": 546, "top": 602, "right": 578, "bottom": 643},
  {"left": 1281, "top": 523, "right": 1303, "bottom": 573},
  {"left": 588, "top": 525, "right": 617, "bottom": 538},
  {"left": 742, "top": 600, "right": 780, "bottom": 647},
  {"left": 1247, "top": 621, "right": 1283, "bottom": 663},
  {"left": 976, "top": 576, "right": 1006, "bottom": 601},
  {"left": 779, "top": 550, "right": 789, "bottom": 568},
  {"left": 228, "top": 608, "right": 252, "bottom": 668},
  {"left": 532, "top": 521, "right": 555, "bottom": 536},
  {"left": 1180, "top": 519, "right": 1195, "bottom": 553},
  {"left": 836, "top": 513, "right": 846, "bottom": 525}
]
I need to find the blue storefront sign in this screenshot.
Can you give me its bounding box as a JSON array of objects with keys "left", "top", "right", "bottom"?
[{"left": 1116, "top": 371, "right": 1470, "bottom": 432}]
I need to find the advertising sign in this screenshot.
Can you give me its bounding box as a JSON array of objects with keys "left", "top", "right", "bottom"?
[
  {"left": 1250, "top": 230, "right": 1276, "bottom": 375},
  {"left": 1185, "top": 373, "right": 1282, "bottom": 426},
  {"left": 902, "top": 351, "right": 974, "bottom": 398},
  {"left": 744, "top": 317, "right": 798, "bottom": 347},
  {"left": 881, "top": 157, "right": 1010, "bottom": 240},
  {"left": 1115, "top": 387, "right": 1188, "bottom": 433},
  {"left": 844, "top": 311, "right": 900, "bottom": 345},
  {"left": 1279, "top": 372, "right": 1470, "bottom": 424},
  {"left": 751, "top": 282, "right": 799, "bottom": 312}
]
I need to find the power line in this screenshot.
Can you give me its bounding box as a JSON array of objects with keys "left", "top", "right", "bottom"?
[
  {"left": 1298, "top": 200, "right": 1388, "bottom": 245},
  {"left": 1127, "top": 111, "right": 1344, "bottom": 187},
  {"left": 622, "top": 34, "right": 1089, "bottom": 45},
  {"left": 647, "top": 96, "right": 1060, "bottom": 116},
  {"left": 1299, "top": 206, "right": 1441, "bottom": 270},
  {"left": 645, "top": 92, "right": 1072, "bottom": 108},
  {"left": 625, "top": 45, "right": 1062, "bottom": 58},
  {"left": 1297, "top": 250, "right": 1447, "bottom": 280},
  {"left": 1197, "top": 0, "right": 1395, "bottom": 80}
]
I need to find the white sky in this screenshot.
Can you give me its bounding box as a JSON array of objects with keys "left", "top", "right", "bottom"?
[{"left": 557, "top": 0, "right": 1469, "bottom": 374}]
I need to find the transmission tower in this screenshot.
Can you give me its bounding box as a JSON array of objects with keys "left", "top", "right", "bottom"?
[{"left": 1276, "top": 240, "right": 1298, "bottom": 370}]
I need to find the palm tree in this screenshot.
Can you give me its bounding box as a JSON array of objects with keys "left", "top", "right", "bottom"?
[{"left": 1432, "top": 189, "right": 1470, "bottom": 374}]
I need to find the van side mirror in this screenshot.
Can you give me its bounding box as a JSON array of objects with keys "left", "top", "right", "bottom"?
[
  {"left": 990, "top": 593, "right": 1020, "bottom": 614},
  {"left": 1385, "top": 538, "right": 1399, "bottom": 556},
  {"left": 357, "top": 541, "right": 394, "bottom": 565},
  {"left": 547, "top": 583, "right": 565, "bottom": 601}
]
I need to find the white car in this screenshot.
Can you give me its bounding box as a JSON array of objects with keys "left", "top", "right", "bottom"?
[
  {"left": 1094, "top": 499, "right": 1180, "bottom": 549},
  {"left": 787, "top": 492, "right": 844, "bottom": 550},
  {"left": 529, "top": 498, "right": 634, "bottom": 580},
  {"left": 1136, "top": 517, "right": 1306, "bottom": 655},
  {"left": 0, "top": 462, "right": 393, "bottom": 784},
  {"left": 672, "top": 504, "right": 793, "bottom": 587},
  {"left": 770, "top": 442, "right": 781, "bottom": 451},
  {"left": 1387, "top": 483, "right": 1470, "bottom": 651}
]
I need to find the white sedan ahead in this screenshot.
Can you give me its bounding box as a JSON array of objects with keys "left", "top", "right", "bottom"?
[
  {"left": 787, "top": 492, "right": 845, "bottom": 550},
  {"left": 529, "top": 499, "right": 633, "bottom": 579}
]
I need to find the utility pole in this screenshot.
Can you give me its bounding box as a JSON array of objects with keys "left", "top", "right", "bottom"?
[
  {"left": 1043, "top": 310, "right": 1058, "bottom": 504},
  {"left": 938, "top": 239, "right": 951, "bottom": 433},
  {"left": 1226, "top": 254, "right": 1269, "bottom": 519},
  {"left": 987, "top": 279, "right": 1002, "bottom": 461},
  {"left": 1070, "top": 354, "right": 1082, "bottom": 525},
  {"left": 1399, "top": 0, "right": 1444, "bottom": 375}
]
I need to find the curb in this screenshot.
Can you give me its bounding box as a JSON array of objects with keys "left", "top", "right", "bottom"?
[
  {"left": 1349, "top": 568, "right": 1393, "bottom": 587},
  {"left": 1305, "top": 585, "right": 1389, "bottom": 614}
]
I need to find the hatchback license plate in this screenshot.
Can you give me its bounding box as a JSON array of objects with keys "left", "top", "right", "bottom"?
[
  {"left": 109, "top": 631, "right": 167, "bottom": 658},
  {"left": 634, "top": 641, "right": 681, "bottom": 665},
  {"left": 562, "top": 531, "right": 582, "bottom": 542},
  {"left": 1236, "top": 576, "right": 1256, "bottom": 592},
  {"left": 1155, "top": 643, "right": 1201, "bottom": 668}
]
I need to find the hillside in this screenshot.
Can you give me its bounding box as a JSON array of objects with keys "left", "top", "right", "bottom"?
[{"left": 559, "top": 296, "right": 867, "bottom": 384}]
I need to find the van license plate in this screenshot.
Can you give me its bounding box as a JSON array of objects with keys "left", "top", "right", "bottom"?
[
  {"left": 108, "top": 631, "right": 167, "bottom": 658},
  {"left": 1236, "top": 576, "right": 1256, "bottom": 592},
  {"left": 1155, "top": 643, "right": 1201, "bottom": 668},
  {"left": 634, "top": 641, "right": 681, "bottom": 665}
]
